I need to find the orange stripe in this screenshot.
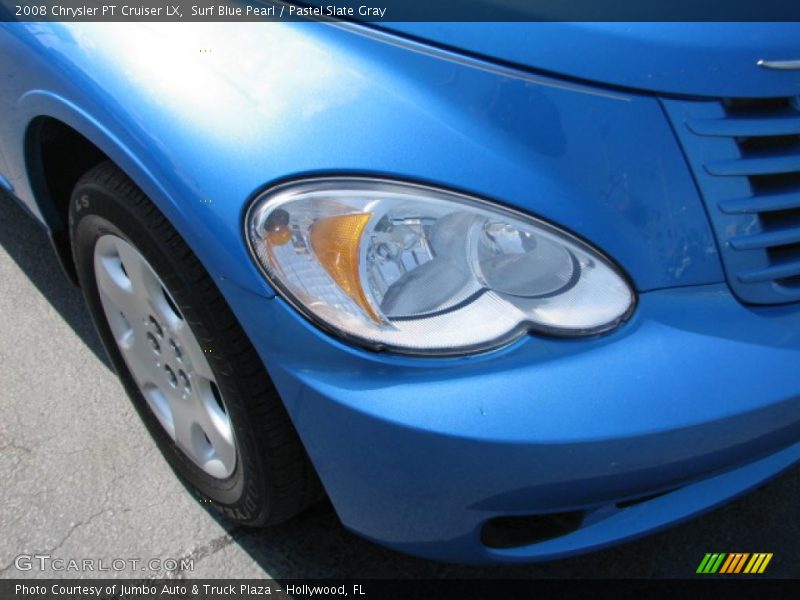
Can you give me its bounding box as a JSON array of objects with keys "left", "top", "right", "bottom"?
[
  {"left": 719, "top": 554, "right": 736, "bottom": 574},
  {"left": 733, "top": 553, "right": 750, "bottom": 573},
  {"left": 731, "top": 554, "right": 743, "bottom": 573}
]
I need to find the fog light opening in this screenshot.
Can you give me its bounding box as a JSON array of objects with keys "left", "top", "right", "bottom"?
[
  {"left": 481, "top": 511, "right": 585, "bottom": 549},
  {"left": 615, "top": 487, "right": 678, "bottom": 509}
]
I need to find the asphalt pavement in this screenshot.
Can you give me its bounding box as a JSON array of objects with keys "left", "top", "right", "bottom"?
[{"left": 1, "top": 189, "right": 798, "bottom": 580}]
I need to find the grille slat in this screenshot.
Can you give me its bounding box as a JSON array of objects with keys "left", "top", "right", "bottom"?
[
  {"left": 688, "top": 116, "right": 800, "bottom": 137},
  {"left": 719, "top": 191, "right": 800, "bottom": 214},
  {"left": 706, "top": 154, "right": 800, "bottom": 177},
  {"left": 738, "top": 260, "right": 800, "bottom": 284},
  {"left": 731, "top": 226, "right": 800, "bottom": 250},
  {"left": 663, "top": 95, "right": 800, "bottom": 305}
]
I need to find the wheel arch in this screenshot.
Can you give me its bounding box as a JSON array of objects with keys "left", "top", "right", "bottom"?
[
  {"left": 19, "top": 91, "right": 179, "bottom": 286},
  {"left": 24, "top": 116, "right": 108, "bottom": 284}
]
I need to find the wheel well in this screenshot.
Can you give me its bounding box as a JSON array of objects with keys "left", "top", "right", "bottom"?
[{"left": 25, "top": 117, "right": 108, "bottom": 284}]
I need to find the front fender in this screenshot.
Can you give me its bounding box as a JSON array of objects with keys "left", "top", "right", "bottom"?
[{"left": 0, "top": 21, "right": 724, "bottom": 297}]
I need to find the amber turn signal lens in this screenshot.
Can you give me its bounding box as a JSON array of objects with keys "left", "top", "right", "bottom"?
[
  {"left": 309, "top": 213, "right": 380, "bottom": 322},
  {"left": 266, "top": 225, "right": 293, "bottom": 246}
]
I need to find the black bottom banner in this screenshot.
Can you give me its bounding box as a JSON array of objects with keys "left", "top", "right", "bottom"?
[{"left": 2, "top": 579, "right": 797, "bottom": 600}]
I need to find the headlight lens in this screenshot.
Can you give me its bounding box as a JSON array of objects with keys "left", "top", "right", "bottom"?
[{"left": 246, "top": 179, "right": 634, "bottom": 355}]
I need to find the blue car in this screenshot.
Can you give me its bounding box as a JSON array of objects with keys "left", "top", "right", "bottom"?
[{"left": 1, "top": 20, "right": 799, "bottom": 564}]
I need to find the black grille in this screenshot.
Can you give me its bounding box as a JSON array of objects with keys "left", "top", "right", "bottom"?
[{"left": 663, "top": 96, "right": 800, "bottom": 304}]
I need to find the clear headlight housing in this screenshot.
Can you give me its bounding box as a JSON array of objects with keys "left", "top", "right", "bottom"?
[{"left": 246, "top": 179, "right": 634, "bottom": 355}]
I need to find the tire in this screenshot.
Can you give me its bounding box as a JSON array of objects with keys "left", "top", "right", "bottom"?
[{"left": 69, "top": 161, "right": 321, "bottom": 526}]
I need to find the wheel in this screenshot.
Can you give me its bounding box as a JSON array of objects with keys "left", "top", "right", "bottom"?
[{"left": 69, "top": 161, "right": 321, "bottom": 525}]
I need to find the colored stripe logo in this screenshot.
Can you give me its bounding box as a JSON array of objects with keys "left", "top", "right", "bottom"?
[{"left": 696, "top": 553, "right": 773, "bottom": 574}]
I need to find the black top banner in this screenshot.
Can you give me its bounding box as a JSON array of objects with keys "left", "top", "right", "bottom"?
[{"left": 1, "top": 0, "right": 800, "bottom": 22}]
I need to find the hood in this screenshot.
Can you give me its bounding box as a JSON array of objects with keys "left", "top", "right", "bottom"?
[{"left": 378, "top": 22, "right": 800, "bottom": 98}]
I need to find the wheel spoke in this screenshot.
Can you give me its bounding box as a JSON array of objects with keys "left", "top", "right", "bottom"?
[
  {"left": 169, "top": 397, "right": 203, "bottom": 462},
  {"left": 173, "top": 320, "right": 215, "bottom": 381},
  {"left": 193, "top": 382, "right": 236, "bottom": 472},
  {"left": 94, "top": 252, "right": 139, "bottom": 320},
  {"left": 140, "top": 385, "right": 175, "bottom": 440},
  {"left": 200, "top": 422, "right": 236, "bottom": 477},
  {"left": 151, "top": 286, "right": 184, "bottom": 332},
  {"left": 114, "top": 239, "right": 170, "bottom": 322},
  {"left": 119, "top": 332, "right": 164, "bottom": 389}
]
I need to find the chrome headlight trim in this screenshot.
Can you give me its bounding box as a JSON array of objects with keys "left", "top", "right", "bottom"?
[{"left": 244, "top": 177, "right": 636, "bottom": 356}]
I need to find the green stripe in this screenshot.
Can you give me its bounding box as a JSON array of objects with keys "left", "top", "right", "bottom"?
[
  {"left": 709, "top": 553, "right": 727, "bottom": 573},
  {"left": 697, "top": 554, "right": 713, "bottom": 573},
  {"left": 702, "top": 553, "right": 718, "bottom": 573}
]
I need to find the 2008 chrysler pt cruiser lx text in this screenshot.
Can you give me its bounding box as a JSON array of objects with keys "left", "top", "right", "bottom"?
[{"left": 1, "top": 21, "right": 799, "bottom": 564}]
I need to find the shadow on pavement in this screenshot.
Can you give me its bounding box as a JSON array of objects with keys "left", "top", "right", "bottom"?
[{"left": 0, "top": 189, "right": 110, "bottom": 369}]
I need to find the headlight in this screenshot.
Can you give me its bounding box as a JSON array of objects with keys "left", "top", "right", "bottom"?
[{"left": 246, "top": 178, "right": 634, "bottom": 355}]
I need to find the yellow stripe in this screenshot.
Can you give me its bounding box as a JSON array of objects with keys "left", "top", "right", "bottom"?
[
  {"left": 758, "top": 553, "right": 773, "bottom": 574},
  {"left": 719, "top": 554, "right": 736, "bottom": 574},
  {"left": 749, "top": 554, "right": 766, "bottom": 573},
  {"left": 743, "top": 554, "right": 759, "bottom": 574},
  {"left": 733, "top": 553, "right": 749, "bottom": 574}
]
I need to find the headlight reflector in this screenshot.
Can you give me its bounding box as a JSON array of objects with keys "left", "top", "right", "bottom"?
[{"left": 246, "top": 179, "right": 634, "bottom": 355}]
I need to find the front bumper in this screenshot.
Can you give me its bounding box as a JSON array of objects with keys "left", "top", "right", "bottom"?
[{"left": 219, "top": 279, "right": 800, "bottom": 563}]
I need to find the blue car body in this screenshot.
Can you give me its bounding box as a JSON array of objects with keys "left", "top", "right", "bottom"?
[{"left": 1, "top": 21, "right": 799, "bottom": 563}]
